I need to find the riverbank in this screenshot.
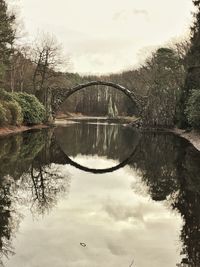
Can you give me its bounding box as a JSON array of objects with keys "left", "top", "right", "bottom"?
[
  {"left": 0, "top": 125, "right": 49, "bottom": 137},
  {"left": 55, "top": 116, "right": 200, "bottom": 152},
  {"left": 1, "top": 120, "right": 200, "bottom": 154},
  {"left": 140, "top": 127, "right": 200, "bottom": 152},
  {"left": 55, "top": 115, "right": 138, "bottom": 125},
  {"left": 173, "top": 128, "right": 200, "bottom": 152}
]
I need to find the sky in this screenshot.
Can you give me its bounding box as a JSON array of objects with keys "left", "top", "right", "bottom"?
[{"left": 12, "top": 0, "right": 194, "bottom": 75}]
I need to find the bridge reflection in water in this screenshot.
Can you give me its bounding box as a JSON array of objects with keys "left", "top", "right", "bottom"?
[
  {"left": 0, "top": 122, "right": 200, "bottom": 266},
  {"left": 55, "top": 122, "right": 140, "bottom": 174}
]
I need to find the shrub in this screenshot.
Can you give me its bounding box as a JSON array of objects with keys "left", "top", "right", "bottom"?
[
  {"left": 4, "top": 103, "right": 12, "bottom": 124},
  {"left": 0, "top": 89, "right": 23, "bottom": 126},
  {"left": 0, "top": 89, "right": 45, "bottom": 126},
  {"left": 6, "top": 101, "right": 23, "bottom": 126},
  {"left": 13, "top": 92, "right": 46, "bottom": 125},
  {"left": 0, "top": 88, "right": 13, "bottom": 101},
  {"left": 0, "top": 103, "right": 7, "bottom": 126},
  {"left": 186, "top": 90, "right": 200, "bottom": 128}
]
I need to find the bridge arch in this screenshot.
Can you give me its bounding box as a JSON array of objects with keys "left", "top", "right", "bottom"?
[{"left": 51, "top": 81, "right": 144, "bottom": 117}]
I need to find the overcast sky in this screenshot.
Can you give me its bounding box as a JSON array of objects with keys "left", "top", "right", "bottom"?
[{"left": 14, "top": 0, "right": 194, "bottom": 75}]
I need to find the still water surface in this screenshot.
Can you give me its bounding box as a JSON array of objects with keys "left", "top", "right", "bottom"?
[{"left": 0, "top": 120, "right": 200, "bottom": 267}]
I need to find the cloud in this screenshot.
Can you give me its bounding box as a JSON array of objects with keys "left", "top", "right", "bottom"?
[
  {"left": 103, "top": 202, "right": 145, "bottom": 222},
  {"left": 113, "top": 10, "right": 127, "bottom": 21},
  {"left": 71, "top": 38, "right": 138, "bottom": 54},
  {"left": 113, "top": 9, "right": 149, "bottom": 21},
  {"left": 19, "top": 0, "right": 194, "bottom": 74},
  {"left": 132, "top": 9, "right": 149, "bottom": 17},
  {"left": 107, "top": 241, "right": 127, "bottom": 256}
]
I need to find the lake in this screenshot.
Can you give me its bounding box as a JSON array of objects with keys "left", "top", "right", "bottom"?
[{"left": 0, "top": 120, "right": 200, "bottom": 267}]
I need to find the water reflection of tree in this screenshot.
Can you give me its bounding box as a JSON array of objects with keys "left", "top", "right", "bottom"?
[
  {"left": 173, "top": 145, "right": 200, "bottom": 267},
  {"left": 0, "top": 188, "right": 13, "bottom": 265},
  {"left": 0, "top": 130, "right": 46, "bottom": 179},
  {"left": 0, "top": 130, "right": 47, "bottom": 265},
  {"left": 131, "top": 133, "right": 180, "bottom": 200},
  {"left": 55, "top": 123, "right": 140, "bottom": 161},
  {"left": 27, "top": 162, "right": 70, "bottom": 215},
  {"left": 0, "top": 129, "right": 71, "bottom": 265},
  {"left": 130, "top": 132, "right": 200, "bottom": 267},
  {"left": 0, "top": 166, "right": 70, "bottom": 265},
  {"left": 1, "top": 125, "right": 200, "bottom": 266},
  {"left": 0, "top": 177, "right": 22, "bottom": 266},
  {"left": 55, "top": 124, "right": 200, "bottom": 266}
]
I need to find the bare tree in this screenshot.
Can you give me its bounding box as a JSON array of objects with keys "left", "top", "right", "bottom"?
[
  {"left": 30, "top": 33, "right": 70, "bottom": 122},
  {"left": 9, "top": 45, "right": 31, "bottom": 92},
  {"left": 32, "top": 33, "right": 66, "bottom": 94}
]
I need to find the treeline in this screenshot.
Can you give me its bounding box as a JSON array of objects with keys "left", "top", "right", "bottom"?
[
  {"left": 63, "top": 0, "right": 200, "bottom": 129},
  {"left": 96, "top": 0, "right": 200, "bottom": 129},
  {"left": 0, "top": 0, "right": 67, "bottom": 94},
  {"left": 101, "top": 44, "right": 188, "bottom": 128},
  {"left": 64, "top": 43, "right": 187, "bottom": 124},
  {"left": 0, "top": 0, "right": 47, "bottom": 126},
  {"left": 0, "top": 0, "right": 82, "bottom": 126},
  {"left": 1, "top": 0, "right": 200, "bottom": 128}
]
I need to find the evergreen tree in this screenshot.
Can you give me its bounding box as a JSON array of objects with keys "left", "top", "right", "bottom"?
[
  {"left": 142, "top": 47, "right": 183, "bottom": 128},
  {"left": 177, "top": 0, "right": 200, "bottom": 128},
  {"left": 0, "top": 0, "right": 15, "bottom": 83}
]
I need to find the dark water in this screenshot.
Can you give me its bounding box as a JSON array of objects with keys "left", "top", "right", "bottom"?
[{"left": 0, "top": 121, "right": 200, "bottom": 267}]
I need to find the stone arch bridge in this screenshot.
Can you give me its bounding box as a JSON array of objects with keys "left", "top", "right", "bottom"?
[{"left": 48, "top": 81, "right": 145, "bottom": 118}]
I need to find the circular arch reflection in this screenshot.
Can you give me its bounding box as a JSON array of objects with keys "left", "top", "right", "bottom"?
[{"left": 61, "top": 145, "right": 138, "bottom": 174}]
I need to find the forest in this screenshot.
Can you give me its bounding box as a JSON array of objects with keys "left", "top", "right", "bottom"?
[{"left": 1, "top": 0, "right": 200, "bottom": 129}]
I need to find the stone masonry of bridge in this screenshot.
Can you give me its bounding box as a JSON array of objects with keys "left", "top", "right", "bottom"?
[{"left": 47, "top": 81, "right": 146, "bottom": 119}]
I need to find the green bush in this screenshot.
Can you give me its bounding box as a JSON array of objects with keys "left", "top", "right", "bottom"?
[
  {"left": 0, "top": 89, "right": 23, "bottom": 126},
  {"left": 0, "top": 103, "right": 7, "bottom": 126},
  {"left": 0, "top": 88, "right": 13, "bottom": 101},
  {"left": 4, "top": 103, "right": 12, "bottom": 124},
  {"left": 186, "top": 90, "right": 200, "bottom": 128},
  {"left": 0, "top": 89, "right": 45, "bottom": 126},
  {"left": 6, "top": 101, "right": 23, "bottom": 125},
  {"left": 13, "top": 92, "right": 46, "bottom": 125}
]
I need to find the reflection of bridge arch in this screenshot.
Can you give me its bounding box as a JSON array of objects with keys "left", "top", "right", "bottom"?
[
  {"left": 54, "top": 123, "right": 141, "bottom": 174},
  {"left": 52, "top": 81, "right": 144, "bottom": 116},
  {"left": 62, "top": 148, "right": 137, "bottom": 174}
]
